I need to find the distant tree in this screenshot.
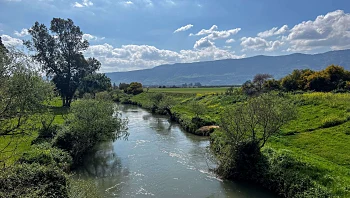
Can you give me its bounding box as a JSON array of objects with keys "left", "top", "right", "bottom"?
[
  {"left": 225, "top": 87, "right": 235, "bottom": 95},
  {"left": 263, "top": 79, "right": 281, "bottom": 91},
  {"left": 281, "top": 69, "right": 314, "bottom": 91},
  {"left": 253, "top": 73, "right": 272, "bottom": 91},
  {"left": 126, "top": 82, "right": 143, "bottom": 95},
  {"left": 119, "top": 83, "right": 129, "bottom": 92},
  {"left": 24, "top": 18, "right": 100, "bottom": 107},
  {"left": 78, "top": 73, "right": 112, "bottom": 97},
  {"left": 113, "top": 83, "right": 117, "bottom": 89},
  {"left": 305, "top": 65, "right": 350, "bottom": 91},
  {"left": 194, "top": 82, "right": 202, "bottom": 87},
  {"left": 241, "top": 80, "right": 258, "bottom": 96}
]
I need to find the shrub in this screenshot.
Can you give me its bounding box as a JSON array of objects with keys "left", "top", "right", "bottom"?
[
  {"left": 0, "top": 163, "right": 69, "bottom": 197},
  {"left": 95, "top": 91, "right": 112, "bottom": 101},
  {"left": 19, "top": 143, "right": 72, "bottom": 170},
  {"left": 263, "top": 148, "right": 332, "bottom": 198},
  {"left": 53, "top": 99, "right": 128, "bottom": 164},
  {"left": 321, "top": 116, "right": 346, "bottom": 128},
  {"left": 68, "top": 178, "right": 102, "bottom": 198}
]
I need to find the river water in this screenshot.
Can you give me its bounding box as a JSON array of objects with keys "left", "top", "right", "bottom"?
[{"left": 75, "top": 104, "right": 277, "bottom": 198}]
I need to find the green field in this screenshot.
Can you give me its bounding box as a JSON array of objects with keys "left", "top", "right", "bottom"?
[
  {"left": 0, "top": 98, "right": 67, "bottom": 166},
  {"left": 146, "top": 87, "right": 229, "bottom": 94}
]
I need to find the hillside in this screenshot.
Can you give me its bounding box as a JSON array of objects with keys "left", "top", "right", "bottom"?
[{"left": 106, "top": 49, "right": 350, "bottom": 86}]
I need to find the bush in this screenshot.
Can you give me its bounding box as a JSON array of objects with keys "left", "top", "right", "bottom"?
[
  {"left": 53, "top": 99, "right": 128, "bottom": 164},
  {"left": 263, "top": 148, "right": 332, "bottom": 198},
  {"left": 19, "top": 143, "right": 72, "bottom": 170},
  {"left": 0, "top": 163, "right": 69, "bottom": 197},
  {"left": 321, "top": 116, "right": 346, "bottom": 128}
]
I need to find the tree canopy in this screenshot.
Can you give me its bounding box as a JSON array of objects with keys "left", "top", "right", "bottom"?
[{"left": 24, "top": 18, "right": 101, "bottom": 106}]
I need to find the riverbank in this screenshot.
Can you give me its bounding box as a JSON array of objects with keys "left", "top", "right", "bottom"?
[{"left": 126, "top": 91, "right": 350, "bottom": 197}]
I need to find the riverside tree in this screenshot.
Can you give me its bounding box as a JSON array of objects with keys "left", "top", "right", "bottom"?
[
  {"left": 0, "top": 46, "right": 53, "bottom": 164},
  {"left": 211, "top": 93, "right": 297, "bottom": 178},
  {"left": 25, "top": 18, "right": 101, "bottom": 107}
]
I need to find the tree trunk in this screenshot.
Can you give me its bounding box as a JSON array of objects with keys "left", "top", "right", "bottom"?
[{"left": 62, "top": 97, "right": 66, "bottom": 107}]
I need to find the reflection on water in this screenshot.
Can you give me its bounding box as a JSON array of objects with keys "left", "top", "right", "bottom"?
[{"left": 74, "top": 104, "right": 277, "bottom": 198}]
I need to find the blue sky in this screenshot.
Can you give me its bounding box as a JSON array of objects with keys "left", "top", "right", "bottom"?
[{"left": 1, "top": 0, "right": 350, "bottom": 72}]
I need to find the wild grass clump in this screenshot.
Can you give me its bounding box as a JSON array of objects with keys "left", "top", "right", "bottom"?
[{"left": 321, "top": 116, "right": 347, "bottom": 128}]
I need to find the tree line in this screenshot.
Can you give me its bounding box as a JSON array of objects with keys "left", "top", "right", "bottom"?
[{"left": 241, "top": 65, "right": 350, "bottom": 95}]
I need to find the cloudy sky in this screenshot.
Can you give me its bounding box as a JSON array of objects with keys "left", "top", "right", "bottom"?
[{"left": 1, "top": 0, "right": 350, "bottom": 72}]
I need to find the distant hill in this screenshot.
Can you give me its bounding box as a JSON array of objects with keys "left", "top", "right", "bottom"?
[{"left": 105, "top": 49, "right": 350, "bottom": 86}]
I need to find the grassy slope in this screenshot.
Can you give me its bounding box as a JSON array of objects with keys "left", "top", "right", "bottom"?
[
  {"left": 130, "top": 90, "right": 350, "bottom": 196},
  {"left": 0, "top": 98, "right": 67, "bottom": 166}
]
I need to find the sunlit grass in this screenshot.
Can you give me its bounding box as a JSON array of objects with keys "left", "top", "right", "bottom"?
[{"left": 0, "top": 97, "right": 67, "bottom": 166}]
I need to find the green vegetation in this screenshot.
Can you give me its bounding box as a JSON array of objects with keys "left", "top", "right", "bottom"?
[
  {"left": 126, "top": 88, "right": 350, "bottom": 197},
  {"left": 0, "top": 18, "right": 127, "bottom": 197},
  {"left": 147, "top": 87, "right": 229, "bottom": 94},
  {"left": 25, "top": 18, "right": 102, "bottom": 107}
]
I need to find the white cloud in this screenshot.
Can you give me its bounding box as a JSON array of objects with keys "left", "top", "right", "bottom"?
[
  {"left": 73, "top": 0, "right": 93, "bottom": 8},
  {"left": 193, "top": 37, "right": 215, "bottom": 49},
  {"left": 225, "top": 38, "right": 235, "bottom": 43},
  {"left": 121, "top": 1, "right": 134, "bottom": 6},
  {"left": 257, "top": 25, "right": 288, "bottom": 38},
  {"left": 195, "top": 25, "right": 218, "bottom": 36},
  {"left": 14, "top": 28, "right": 29, "bottom": 37},
  {"left": 240, "top": 37, "right": 284, "bottom": 52},
  {"left": 85, "top": 43, "right": 245, "bottom": 72},
  {"left": 192, "top": 25, "right": 241, "bottom": 42},
  {"left": 83, "top": 33, "right": 105, "bottom": 41},
  {"left": 1, "top": 34, "right": 23, "bottom": 46},
  {"left": 286, "top": 10, "right": 350, "bottom": 51},
  {"left": 174, "top": 24, "right": 194, "bottom": 33}
]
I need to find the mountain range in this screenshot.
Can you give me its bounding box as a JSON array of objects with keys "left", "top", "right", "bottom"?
[{"left": 105, "top": 49, "right": 350, "bottom": 86}]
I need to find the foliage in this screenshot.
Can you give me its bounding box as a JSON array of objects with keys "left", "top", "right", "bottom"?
[
  {"left": 0, "top": 49, "right": 53, "bottom": 164},
  {"left": 53, "top": 99, "right": 128, "bottom": 164},
  {"left": 253, "top": 73, "right": 273, "bottom": 91},
  {"left": 188, "top": 100, "right": 206, "bottom": 118},
  {"left": 68, "top": 178, "right": 102, "bottom": 198},
  {"left": 263, "top": 79, "right": 281, "bottom": 91},
  {"left": 95, "top": 91, "right": 113, "bottom": 101},
  {"left": 25, "top": 18, "right": 101, "bottom": 107},
  {"left": 0, "top": 163, "right": 69, "bottom": 197},
  {"left": 241, "top": 80, "right": 258, "bottom": 96},
  {"left": 281, "top": 69, "right": 314, "bottom": 91},
  {"left": 18, "top": 143, "right": 72, "bottom": 170},
  {"left": 118, "top": 83, "right": 129, "bottom": 92},
  {"left": 126, "top": 82, "right": 143, "bottom": 95},
  {"left": 78, "top": 73, "right": 112, "bottom": 97},
  {"left": 219, "top": 93, "right": 296, "bottom": 149},
  {"left": 262, "top": 148, "right": 332, "bottom": 198}
]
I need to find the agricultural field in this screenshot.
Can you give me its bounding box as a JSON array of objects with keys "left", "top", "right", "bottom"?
[{"left": 146, "top": 87, "right": 230, "bottom": 94}]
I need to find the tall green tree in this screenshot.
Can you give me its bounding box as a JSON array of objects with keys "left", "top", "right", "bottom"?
[
  {"left": 78, "top": 73, "right": 112, "bottom": 97},
  {"left": 24, "top": 18, "right": 101, "bottom": 106}
]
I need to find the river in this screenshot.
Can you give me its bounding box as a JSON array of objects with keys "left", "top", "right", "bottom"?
[{"left": 75, "top": 104, "right": 277, "bottom": 198}]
